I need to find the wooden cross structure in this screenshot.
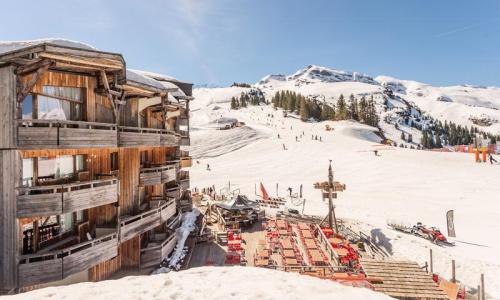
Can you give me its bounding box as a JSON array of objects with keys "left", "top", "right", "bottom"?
[{"left": 314, "top": 160, "right": 346, "bottom": 232}]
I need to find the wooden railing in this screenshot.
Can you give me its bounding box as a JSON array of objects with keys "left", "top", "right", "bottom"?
[
  {"left": 139, "top": 163, "right": 177, "bottom": 186},
  {"left": 119, "top": 197, "right": 176, "bottom": 242},
  {"left": 17, "top": 233, "right": 118, "bottom": 287},
  {"left": 179, "top": 170, "right": 190, "bottom": 189},
  {"left": 17, "top": 119, "right": 117, "bottom": 149},
  {"left": 17, "top": 179, "right": 119, "bottom": 218},
  {"left": 118, "top": 126, "right": 179, "bottom": 147},
  {"left": 139, "top": 234, "right": 177, "bottom": 269},
  {"left": 314, "top": 224, "right": 340, "bottom": 265}
]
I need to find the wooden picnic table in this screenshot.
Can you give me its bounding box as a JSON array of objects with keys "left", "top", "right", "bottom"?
[
  {"left": 257, "top": 249, "right": 270, "bottom": 259},
  {"left": 333, "top": 248, "right": 349, "bottom": 257},
  {"left": 309, "top": 249, "right": 324, "bottom": 263},
  {"left": 278, "top": 229, "right": 289, "bottom": 236},
  {"left": 284, "top": 258, "right": 299, "bottom": 266},
  {"left": 255, "top": 259, "right": 269, "bottom": 267},
  {"left": 276, "top": 219, "right": 287, "bottom": 229},
  {"left": 328, "top": 237, "right": 344, "bottom": 245},
  {"left": 304, "top": 239, "right": 317, "bottom": 249},
  {"left": 282, "top": 249, "right": 295, "bottom": 258},
  {"left": 281, "top": 239, "right": 293, "bottom": 249},
  {"left": 297, "top": 223, "right": 310, "bottom": 230},
  {"left": 301, "top": 230, "right": 313, "bottom": 239}
]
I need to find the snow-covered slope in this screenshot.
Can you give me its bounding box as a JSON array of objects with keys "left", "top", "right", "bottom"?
[
  {"left": 5, "top": 267, "right": 393, "bottom": 300},
  {"left": 376, "top": 75, "right": 500, "bottom": 135},
  {"left": 189, "top": 80, "right": 500, "bottom": 298}
]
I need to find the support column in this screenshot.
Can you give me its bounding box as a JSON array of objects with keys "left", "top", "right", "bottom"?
[{"left": 0, "top": 150, "right": 20, "bottom": 292}]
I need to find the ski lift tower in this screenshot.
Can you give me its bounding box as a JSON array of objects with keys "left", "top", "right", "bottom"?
[{"left": 314, "top": 161, "right": 346, "bottom": 232}]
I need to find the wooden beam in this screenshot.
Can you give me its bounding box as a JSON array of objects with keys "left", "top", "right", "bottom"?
[
  {"left": 15, "top": 59, "right": 52, "bottom": 76},
  {"left": 17, "top": 63, "right": 51, "bottom": 102},
  {"left": 39, "top": 52, "right": 122, "bottom": 70}
]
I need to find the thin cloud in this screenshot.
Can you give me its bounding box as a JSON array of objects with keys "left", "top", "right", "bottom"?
[{"left": 435, "top": 22, "right": 484, "bottom": 38}]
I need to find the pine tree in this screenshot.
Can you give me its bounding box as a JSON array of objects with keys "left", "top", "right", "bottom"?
[
  {"left": 299, "top": 98, "right": 309, "bottom": 121},
  {"left": 358, "top": 96, "right": 368, "bottom": 123},
  {"left": 230, "top": 97, "right": 237, "bottom": 110},
  {"left": 335, "top": 94, "right": 347, "bottom": 120},
  {"left": 348, "top": 94, "right": 359, "bottom": 121}
]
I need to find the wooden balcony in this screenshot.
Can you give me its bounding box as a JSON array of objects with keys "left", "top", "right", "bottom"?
[
  {"left": 139, "top": 233, "right": 176, "bottom": 269},
  {"left": 179, "top": 170, "right": 190, "bottom": 190},
  {"left": 139, "top": 164, "right": 177, "bottom": 186},
  {"left": 118, "top": 126, "right": 179, "bottom": 147},
  {"left": 178, "top": 116, "right": 189, "bottom": 127},
  {"left": 17, "top": 233, "right": 118, "bottom": 288},
  {"left": 17, "top": 119, "right": 117, "bottom": 149},
  {"left": 165, "top": 186, "right": 181, "bottom": 199},
  {"left": 17, "top": 179, "right": 119, "bottom": 218},
  {"left": 119, "top": 197, "right": 176, "bottom": 242},
  {"left": 179, "top": 136, "right": 190, "bottom": 146}
]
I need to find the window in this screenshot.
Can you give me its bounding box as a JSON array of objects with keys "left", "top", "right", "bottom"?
[
  {"left": 61, "top": 212, "right": 73, "bottom": 233},
  {"left": 76, "top": 154, "right": 86, "bottom": 172},
  {"left": 37, "top": 86, "right": 84, "bottom": 121},
  {"left": 22, "top": 158, "right": 34, "bottom": 186},
  {"left": 110, "top": 152, "right": 119, "bottom": 171},
  {"left": 21, "top": 94, "right": 34, "bottom": 119},
  {"left": 38, "top": 155, "right": 76, "bottom": 180}
]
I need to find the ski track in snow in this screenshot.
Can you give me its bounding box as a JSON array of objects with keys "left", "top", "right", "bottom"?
[{"left": 189, "top": 86, "right": 500, "bottom": 299}]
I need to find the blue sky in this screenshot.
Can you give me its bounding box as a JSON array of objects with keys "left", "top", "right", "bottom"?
[{"left": 1, "top": 0, "right": 499, "bottom": 86}]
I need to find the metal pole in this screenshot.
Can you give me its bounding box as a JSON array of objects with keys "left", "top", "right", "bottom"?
[
  {"left": 452, "top": 260, "right": 456, "bottom": 283},
  {"left": 430, "top": 249, "right": 433, "bottom": 274},
  {"left": 276, "top": 183, "right": 278, "bottom": 197},
  {"left": 477, "top": 285, "right": 481, "bottom": 300},
  {"left": 481, "top": 273, "right": 485, "bottom": 300},
  {"left": 302, "top": 199, "right": 306, "bottom": 214},
  {"left": 229, "top": 181, "right": 231, "bottom": 191},
  {"left": 327, "top": 160, "right": 338, "bottom": 232},
  {"left": 300, "top": 184, "right": 303, "bottom": 198}
]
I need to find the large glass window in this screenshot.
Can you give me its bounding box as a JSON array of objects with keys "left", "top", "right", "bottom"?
[
  {"left": 22, "top": 158, "right": 34, "bottom": 186},
  {"left": 36, "top": 86, "right": 84, "bottom": 121},
  {"left": 61, "top": 212, "right": 73, "bottom": 233},
  {"left": 21, "top": 94, "right": 33, "bottom": 119},
  {"left": 38, "top": 155, "right": 76, "bottom": 180}
]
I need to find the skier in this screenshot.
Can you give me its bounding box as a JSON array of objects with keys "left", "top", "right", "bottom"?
[
  {"left": 282, "top": 143, "right": 286, "bottom": 150},
  {"left": 489, "top": 153, "right": 498, "bottom": 164},
  {"left": 277, "top": 133, "right": 280, "bottom": 139},
  {"left": 320, "top": 136, "right": 322, "bottom": 142},
  {"left": 295, "top": 136, "right": 298, "bottom": 142},
  {"left": 374, "top": 150, "right": 379, "bottom": 156},
  {"left": 206, "top": 164, "right": 211, "bottom": 171},
  {"left": 315, "top": 135, "right": 318, "bottom": 140},
  {"left": 287, "top": 187, "right": 293, "bottom": 196}
]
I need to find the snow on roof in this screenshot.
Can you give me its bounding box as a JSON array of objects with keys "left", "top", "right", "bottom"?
[
  {"left": 126, "top": 68, "right": 166, "bottom": 91},
  {"left": 0, "top": 38, "right": 96, "bottom": 55},
  {"left": 5, "top": 266, "right": 393, "bottom": 300},
  {"left": 132, "top": 69, "right": 179, "bottom": 83}
]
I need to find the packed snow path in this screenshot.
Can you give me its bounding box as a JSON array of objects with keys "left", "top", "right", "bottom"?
[{"left": 190, "top": 87, "right": 500, "bottom": 298}]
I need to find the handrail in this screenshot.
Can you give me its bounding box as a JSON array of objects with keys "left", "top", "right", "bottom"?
[
  {"left": 17, "top": 119, "right": 117, "bottom": 129},
  {"left": 19, "top": 232, "right": 118, "bottom": 264},
  {"left": 119, "top": 198, "right": 174, "bottom": 225},
  {"left": 17, "top": 178, "right": 118, "bottom": 193},
  {"left": 140, "top": 234, "right": 175, "bottom": 254},
  {"left": 140, "top": 164, "right": 177, "bottom": 173},
  {"left": 315, "top": 224, "right": 340, "bottom": 265},
  {"left": 118, "top": 126, "right": 176, "bottom": 135}
]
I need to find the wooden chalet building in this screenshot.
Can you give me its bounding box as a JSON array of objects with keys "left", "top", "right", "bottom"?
[{"left": 0, "top": 40, "right": 193, "bottom": 293}]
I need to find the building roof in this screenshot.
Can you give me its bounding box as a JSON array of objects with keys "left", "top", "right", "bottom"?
[
  {"left": 215, "top": 194, "right": 258, "bottom": 211},
  {"left": 0, "top": 38, "right": 96, "bottom": 55}
]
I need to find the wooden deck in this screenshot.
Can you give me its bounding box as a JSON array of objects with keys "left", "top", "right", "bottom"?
[{"left": 360, "top": 259, "right": 448, "bottom": 299}]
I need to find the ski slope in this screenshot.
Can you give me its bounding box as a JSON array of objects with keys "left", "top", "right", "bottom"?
[
  {"left": 190, "top": 86, "right": 500, "bottom": 298},
  {"left": 3, "top": 267, "right": 393, "bottom": 300}
]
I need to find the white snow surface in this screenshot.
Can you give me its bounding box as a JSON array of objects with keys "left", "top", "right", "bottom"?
[
  {"left": 189, "top": 83, "right": 500, "bottom": 298},
  {"left": 3, "top": 267, "right": 393, "bottom": 300},
  {"left": 167, "top": 208, "right": 200, "bottom": 270},
  {"left": 0, "top": 38, "right": 96, "bottom": 55}
]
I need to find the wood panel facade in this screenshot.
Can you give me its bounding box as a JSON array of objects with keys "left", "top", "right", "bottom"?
[{"left": 0, "top": 42, "right": 193, "bottom": 293}]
